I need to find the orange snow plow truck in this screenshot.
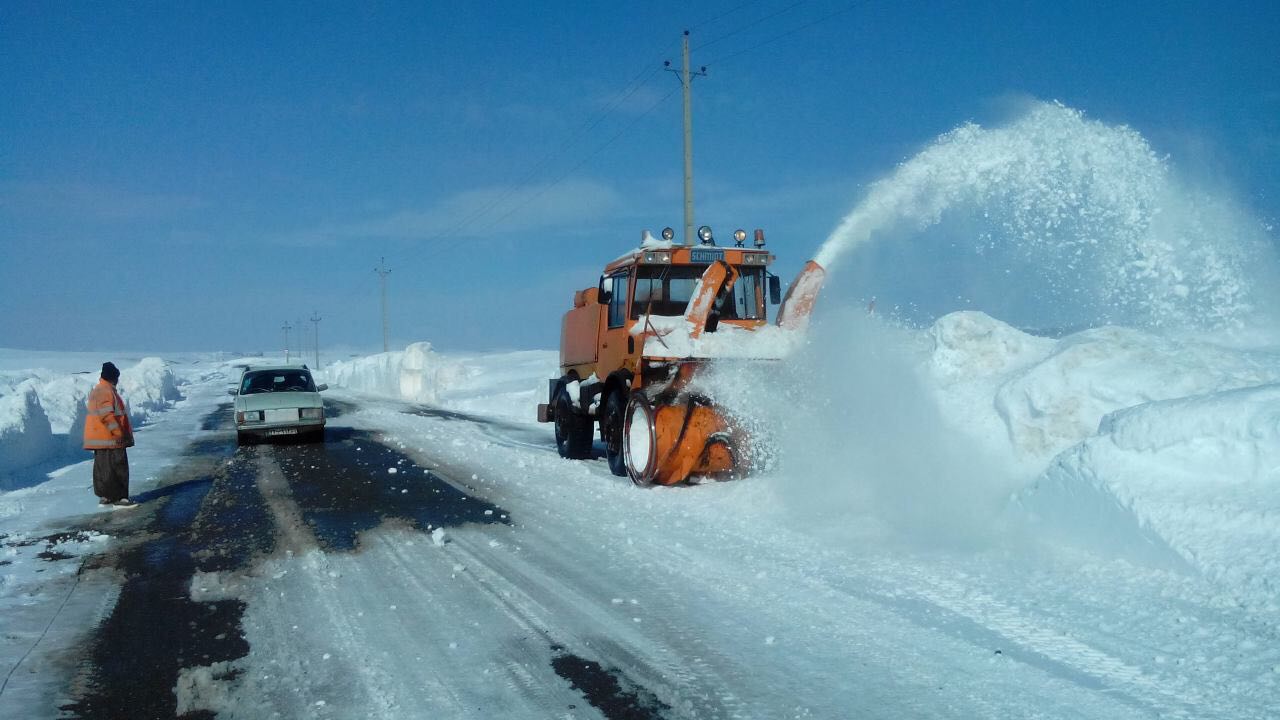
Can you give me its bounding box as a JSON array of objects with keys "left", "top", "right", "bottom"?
[{"left": 537, "top": 225, "right": 825, "bottom": 486}]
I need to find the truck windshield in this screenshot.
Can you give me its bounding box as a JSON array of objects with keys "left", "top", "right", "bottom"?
[{"left": 631, "top": 266, "right": 764, "bottom": 320}]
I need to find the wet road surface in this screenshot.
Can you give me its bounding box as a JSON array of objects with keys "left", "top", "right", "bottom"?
[{"left": 56, "top": 401, "right": 519, "bottom": 719}]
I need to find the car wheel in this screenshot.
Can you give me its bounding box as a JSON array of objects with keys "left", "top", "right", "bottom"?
[
  {"left": 603, "top": 390, "right": 628, "bottom": 476},
  {"left": 554, "top": 385, "right": 592, "bottom": 459},
  {"left": 236, "top": 431, "right": 250, "bottom": 447}
]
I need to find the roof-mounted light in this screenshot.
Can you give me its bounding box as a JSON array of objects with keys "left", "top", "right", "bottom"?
[
  {"left": 643, "top": 251, "right": 672, "bottom": 264},
  {"left": 733, "top": 229, "right": 747, "bottom": 247},
  {"left": 697, "top": 225, "right": 714, "bottom": 245},
  {"left": 754, "top": 228, "right": 766, "bottom": 248},
  {"left": 661, "top": 226, "right": 675, "bottom": 241}
]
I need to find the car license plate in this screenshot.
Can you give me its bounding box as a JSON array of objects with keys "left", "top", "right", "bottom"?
[{"left": 266, "top": 427, "right": 298, "bottom": 436}]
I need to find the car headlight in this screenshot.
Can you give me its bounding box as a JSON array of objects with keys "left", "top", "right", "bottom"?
[
  {"left": 237, "top": 411, "right": 262, "bottom": 423},
  {"left": 300, "top": 407, "right": 324, "bottom": 420}
]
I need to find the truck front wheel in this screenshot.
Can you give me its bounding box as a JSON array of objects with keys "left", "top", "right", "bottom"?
[
  {"left": 603, "top": 390, "right": 628, "bottom": 476},
  {"left": 554, "top": 386, "right": 593, "bottom": 459}
]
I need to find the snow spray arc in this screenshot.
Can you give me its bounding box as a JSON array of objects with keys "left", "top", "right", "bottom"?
[{"left": 815, "top": 101, "right": 1274, "bottom": 332}]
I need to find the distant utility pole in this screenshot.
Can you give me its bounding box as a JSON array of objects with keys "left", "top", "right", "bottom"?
[
  {"left": 665, "top": 30, "right": 706, "bottom": 246},
  {"left": 281, "top": 321, "right": 293, "bottom": 363},
  {"left": 374, "top": 257, "right": 391, "bottom": 352},
  {"left": 309, "top": 311, "right": 322, "bottom": 370}
]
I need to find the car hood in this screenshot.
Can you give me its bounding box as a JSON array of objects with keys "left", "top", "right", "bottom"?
[{"left": 235, "top": 392, "right": 324, "bottom": 411}]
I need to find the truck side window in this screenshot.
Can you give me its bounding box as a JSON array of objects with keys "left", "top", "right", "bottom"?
[{"left": 607, "top": 272, "right": 628, "bottom": 328}]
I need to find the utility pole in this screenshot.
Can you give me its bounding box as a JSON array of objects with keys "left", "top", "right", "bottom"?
[
  {"left": 309, "top": 311, "right": 322, "bottom": 370},
  {"left": 281, "top": 321, "right": 292, "bottom": 363},
  {"left": 374, "top": 257, "right": 391, "bottom": 352},
  {"left": 665, "top": 30, "right": 706, "bottom": 246}
]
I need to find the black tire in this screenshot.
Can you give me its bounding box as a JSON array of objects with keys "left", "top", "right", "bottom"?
[
  {"left": 236, "top": 431, "right": 250, "bottom": 447},
  {"left": 554, "top": 385, "right": 592, "bottom": 459},
  {"left": 603, "top": 390, "right": 628, "bottom": 476}
]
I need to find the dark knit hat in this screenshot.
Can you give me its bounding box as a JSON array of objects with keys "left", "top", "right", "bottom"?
[{"left": 101, "top": 362, "right": 120, "bottom": 382}]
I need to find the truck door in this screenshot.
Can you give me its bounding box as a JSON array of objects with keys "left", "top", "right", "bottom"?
[{"left": 598, "top": 270, "right": 633, "bottom": 376}]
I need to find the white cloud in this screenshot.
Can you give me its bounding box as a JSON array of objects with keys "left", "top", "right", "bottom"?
[
  {"left": 276, "top": 177, "right": 624, "bottom": 245},
  {"left": 0, "top": 181, "right": 207, "bottom": 223}
]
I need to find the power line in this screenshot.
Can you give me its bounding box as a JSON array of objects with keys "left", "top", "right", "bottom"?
[
  {"left": 704, "top": 0, "right": 867, "bottom": 67},
  {"left": 391, "top": 44, "right": 677, "bottom": 269},
  {"left": 473, "top": 83, "right": 680, "bottom": 236},
  {"left": 694, "top": 0, "right": 811, "bottom": 52},
  {"left": 689, "top": 0, "right": 769, "bottom": 32}
]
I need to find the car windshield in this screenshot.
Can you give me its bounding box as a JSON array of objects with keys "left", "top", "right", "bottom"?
[
  {"left": 241, "top": 370, "right": 315, "bottom": 394},
  {"left": 631, "top": 266, "right": 764, "bottom": 320}
]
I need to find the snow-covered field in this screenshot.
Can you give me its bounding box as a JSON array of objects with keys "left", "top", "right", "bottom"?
[{"left": 2, "top": 307, "right": 1277, "bottom": 718}]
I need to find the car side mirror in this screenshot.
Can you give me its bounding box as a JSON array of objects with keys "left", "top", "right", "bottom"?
[
  {"left": 316, "top": 384, "right": 328, "bottom": 392},
  {"left": 227, "top": 388, "right": 238, "bottom": 396},
  {"left": 768, "top": 275, "right": 781, "bottom": 305}
]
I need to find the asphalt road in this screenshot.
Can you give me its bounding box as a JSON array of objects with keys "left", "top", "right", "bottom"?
[{"left": 49, "top": 399, "right": 666, "bottom": 720}]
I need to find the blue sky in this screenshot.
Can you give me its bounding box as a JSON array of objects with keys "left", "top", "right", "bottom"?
[{"left": 2, "top": 1, "right": 1277, "bottom": 353}]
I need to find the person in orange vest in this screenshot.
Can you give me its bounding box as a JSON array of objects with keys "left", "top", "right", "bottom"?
[{"left": 83, "top": 362, "right": 137, "bottom": 508}]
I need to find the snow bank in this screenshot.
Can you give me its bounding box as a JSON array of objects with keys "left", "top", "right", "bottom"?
[
  {"left": 927, "top": 312, "right": 1280, "bottom": 465},
  {"left": 0, "top": 381, "right": 56, "bottom": 478},
  {"left": 324, "top": 342, "right": 463, "bottom": 405},
  {"left": 0, "top": 358, "right": 183, "bottom": 485},
  {"left": 917, "top": 310, "right": 1280, "bottom": 588},
  {"left": 118, "top": 357, "right": 184, "bottom": 425},
  {"left": 322, "top": 343, "right": 556, "bottom": 421},
  {"left": 1018, "top": 384, "right": 1280, "bottom": 592}
]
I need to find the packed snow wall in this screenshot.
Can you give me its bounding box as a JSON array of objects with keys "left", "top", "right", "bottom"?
[{"left": 0, "top": 358, "right": 182, "bottom": 485}]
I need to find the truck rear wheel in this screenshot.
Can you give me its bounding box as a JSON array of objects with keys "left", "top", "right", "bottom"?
[
  {"left": 554, "top": 386, "right": 593, "bottom": 459},
  {"left": 603, "top": 390, "right": 628, "bottom": 476}
]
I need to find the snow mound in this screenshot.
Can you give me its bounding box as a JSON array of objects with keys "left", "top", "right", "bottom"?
[
  {"left": 929, "top": 311, "right": 1055, "bottom": 383},
  {"left": 927, "top": 312, "right": 1280, "bottom": 465},
  {"left": 399, "top": 342, "right": 465, "bottom": 404},
  {"left": 0, "top": 381, "right": 56, "bottom": 478},
  {"left": 1018, "top": 384, "right": 1280, "bottom": 591},
  {"left": 324, "top": 343, "right": 464, "bottom": 405},
  {"left": 323, "top": 343, "right": 555, "bottom": 420},
  {"left": 118, "top": 357, "right": 184, "bottom": 425},
  {"left": 0, "top": 358, "right": 184, "bottom": 487},
  {"left": 994, "top": 325, "right": 1280, "bottom": 460}
]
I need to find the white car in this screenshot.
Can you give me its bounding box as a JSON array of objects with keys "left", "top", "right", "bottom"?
[{"left": 231, "top": 365, "right": 327, "bottom": 445}]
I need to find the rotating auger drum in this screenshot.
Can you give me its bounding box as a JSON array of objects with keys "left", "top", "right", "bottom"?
[{"left": 621, "top": 364, "right": 747, "bottom": 486}]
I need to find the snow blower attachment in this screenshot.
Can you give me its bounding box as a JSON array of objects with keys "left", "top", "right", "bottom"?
[{"left": 538, "top": 226, "right": 826, "bottom": 486}]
